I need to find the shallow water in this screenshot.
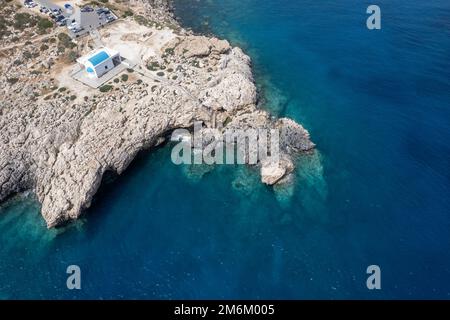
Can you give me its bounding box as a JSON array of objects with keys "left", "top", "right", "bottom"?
[{"left": 0, "top": 0, "right": 449, "bottom": 298}]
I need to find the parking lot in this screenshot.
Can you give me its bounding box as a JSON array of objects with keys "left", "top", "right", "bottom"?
[
  {"left": 36, "top": 0, "right": 66, "bottom": 13},
  {"left": 23, "top": 0, "right": 118, "bottom": 38}
]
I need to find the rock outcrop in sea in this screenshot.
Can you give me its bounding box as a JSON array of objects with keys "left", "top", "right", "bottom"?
[{"left": 0, "top": 0, "right": 314, "bottom": 227}]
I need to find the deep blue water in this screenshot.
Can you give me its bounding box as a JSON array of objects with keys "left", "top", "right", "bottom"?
[{"left": 1, "top": 0, "right": 449, "bottom": 299}]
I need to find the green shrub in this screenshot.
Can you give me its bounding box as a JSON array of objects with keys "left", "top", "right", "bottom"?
[
  {"left": 127, "top": 68, "right": 134, "bottom": 73},
  {"left": 7, "top": 78, "right": 19, "bottom": 85},
  {"left": 121, "top": 74, "right": 128, "bottom": 82},
  {"left": 67, "top": 41, "right": 76, "bottom": 49},
  {"left": 58, "top": 87, "right": 67, "bottom": 92},
  {"left": 134, "top": 15, "right": 144, "bottom": 24},
  {"left": 147, "top": 61, "right": 160, "bottom": 71},
  {"left": 66, "top": 50, "right": 78, "bottom": 62},
  {"left": 0, "top": 29, "right": 11, "bottom": 39},
  {"left": 99, "top": 85, "right": 113, "bottom": 92},
  {"left": 114, "top": 78, "right": 119, "bottom": 83},
  {"left": 37, "top": 18, "right": 53, "bottom": 30},
  {"left": 123, "top": 10, "right": 134, "bottom": 17},
  {"left": 58, "top": 33, "right": 76, "bottom": 49},
  {"left": 192, "top": 60, "right": 200, "bottom": 68},
  {"left": 0, "top": 17, "right": 6, "bottom": 30},
  {"left": 70, "top": 95, "right": 77, "bottom": 101},
  {"left": 40, "top": 44, "right": 49, "bottom": 51},
  {"left": 164, "top": 47, "right": 174, "bottom": 56},
  {"left": 14, "top": 13, "right": 36, "bottom": 30},
  {"left": 23, "top": 51, "right": 32, "bottom": 60},
  {"left": 134, "top": 15, "right": 151, "bottom": 27},
  {"left": 156, "top": 71, "right": 165, "bottom": 77}
]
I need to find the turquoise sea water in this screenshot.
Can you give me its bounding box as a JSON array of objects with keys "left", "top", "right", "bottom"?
[{"left": 1, "top": 0, "right": 449, "bottom": 299}]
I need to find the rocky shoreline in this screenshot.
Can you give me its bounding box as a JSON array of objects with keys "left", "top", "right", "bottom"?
[{"left": 0, "top": 0, "right": 314, "bottom": 227}]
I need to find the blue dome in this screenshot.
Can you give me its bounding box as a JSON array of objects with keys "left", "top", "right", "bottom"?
[{"left": 86, "top": 67, "right": 94, "bottom": 73}]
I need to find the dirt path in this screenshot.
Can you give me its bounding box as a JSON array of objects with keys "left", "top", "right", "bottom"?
[{"left": 0, "top": 30, "right": 59, "bottom": 54}]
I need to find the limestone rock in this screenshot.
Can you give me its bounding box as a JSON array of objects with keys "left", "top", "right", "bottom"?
[
  {"left": 277, "top": 118, "right": 316, "bottom": 153},
  {"left": 261, "top": 157, "right": 294, "bottom": 185},
  {"left": 173, "top": 36, "right": 231, "bottom": 59},
  {"left": 0, "top": 0, "right": 315, "bottom": 228}
]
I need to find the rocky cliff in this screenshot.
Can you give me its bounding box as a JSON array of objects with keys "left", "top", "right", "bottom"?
[{"left": 0, "top": 0, "right": 314, "bottom": 227}]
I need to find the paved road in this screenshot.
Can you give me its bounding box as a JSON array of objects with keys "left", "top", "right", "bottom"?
[{"left": 89, "top": 29, "right": 104, "bottom": 48}]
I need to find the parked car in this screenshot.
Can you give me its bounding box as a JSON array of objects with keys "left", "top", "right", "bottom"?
[
  {"left": 53, "top": 15, "right": 65, "bottom": 25},
  {"left": 67, "top": 20, "right": 79, "bottom": 31},
  {"left": 80, "top": 6, "right": 94, "bottom": 12},
  {"left": 51, "top": 8, "right": 62, "bottom": 16},
  {"left": 40, "top": 6, "right": 49, "bottom": 13},
  {"left": 57, "top": 19, "right": 67, "bottom": 27},
  {"left": 72, "top": 27, "right": 84, "bottom": 34},
  {"left": 51, "top": 12, "right": 63, "bottom": 20},
  {"left": 24, "top": 0, "right": 37, "bottom": 8},
  {"left": 96, "top": 8, "right": 110, "bottom": 15},
  {"left": 64, "top": 4, "right": 73, "bottom": 10}
]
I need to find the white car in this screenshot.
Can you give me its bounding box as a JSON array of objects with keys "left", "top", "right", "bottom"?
[
  {"left": 68, "top": 23, "right": 78, "bottom": 31},
  {"left": 52, "top": 8, "right": 62, "bottom": 15},
  {"left": 24, "top": 1, "right": 36, "bottom": 8},
  {"left": 67, "top": 20, "right": 78, "bottom": 28}
]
